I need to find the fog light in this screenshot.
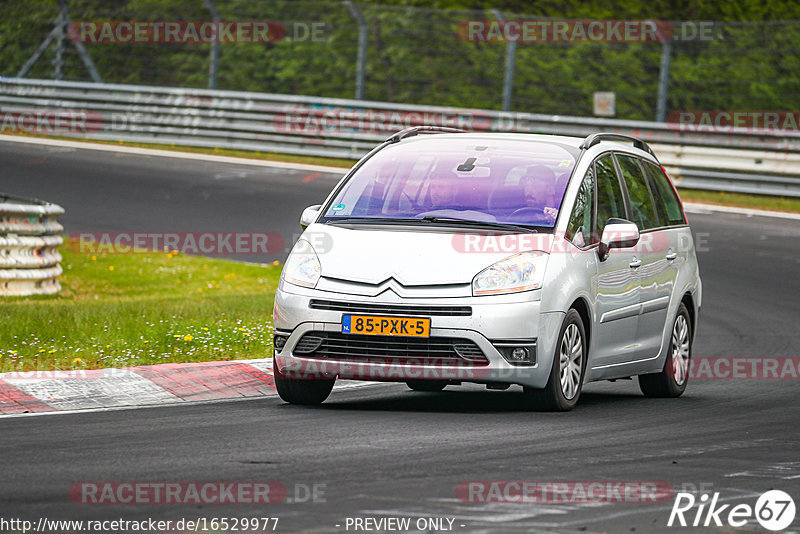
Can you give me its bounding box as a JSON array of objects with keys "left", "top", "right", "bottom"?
[
  {"left": 273, "top": 334, "right": 288, "bottom": 354},
  {"left": 494, "top": 341, "right": 537, "bottom": 366},
  {"left": 511, "top": 347, "right": 528, "bottom": 361}
]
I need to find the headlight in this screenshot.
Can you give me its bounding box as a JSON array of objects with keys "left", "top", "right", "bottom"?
[
  {"left": 472, "top": 252, "right": 548, "bottom": 296},
  {"left": 282, "top": 239, "right": 321, "bottom": 288}
]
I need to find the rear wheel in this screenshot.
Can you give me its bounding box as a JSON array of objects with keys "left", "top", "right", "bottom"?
[
  {"left": 639, "top": 303, "right": 691, "bottom": 398},
  {"left": 406, "top": 380, "right": 448, "bottom": 392},
  {"left": 523, "top": 309, "right": 586, "bottom": 411},
  {"left": 274, "top": 360, "right": 335, "bottom": 405}
]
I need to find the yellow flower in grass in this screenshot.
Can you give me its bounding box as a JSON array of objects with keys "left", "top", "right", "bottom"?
[
  {"left": 184, "top": 334, "right": 193, "bottom": 341},
  {"left": 73, "top": 358, "right": 83, "bottom": 365},
  {"left": 108, "top": 265, "right": 114, "bottom": 271},
  {"left": 48, "top": 350, "right": 55, "bottom": 354},
  {"left": 203, "top": 327, "right": 209, "bottom": 331}
]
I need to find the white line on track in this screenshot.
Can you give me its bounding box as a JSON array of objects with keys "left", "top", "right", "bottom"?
[
  {"left": 684, "top": 202, "right": 800, "bottom": 220},
  {"left": 0, "top": 134, "right": 348, "bottom": 175}
]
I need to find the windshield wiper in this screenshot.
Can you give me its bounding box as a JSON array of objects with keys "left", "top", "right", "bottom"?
[
  {"left": 420, "top": 216, "right": 538, "bottom": 233},
  {"left": 324, "top": 216, "right": 425, "bottom": 225},
  {"left": 325, "top": 215, "right": 538, "bottom": 233}
]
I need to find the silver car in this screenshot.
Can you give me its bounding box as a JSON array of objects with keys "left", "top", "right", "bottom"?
[{"left": 273, "top": 129, "right": 701, "bottom": 411}]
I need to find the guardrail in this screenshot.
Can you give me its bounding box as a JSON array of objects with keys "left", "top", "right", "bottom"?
[
  {"left": 2, "top": 78, "right": 800, "bottom": 197},
  {"left": 0, "top": 194, "right": 64, "bottom": 296}
]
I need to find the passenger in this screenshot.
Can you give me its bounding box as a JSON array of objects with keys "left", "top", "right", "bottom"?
[{"left": 521, "top": 165, "right": 558, "bottom": 224}]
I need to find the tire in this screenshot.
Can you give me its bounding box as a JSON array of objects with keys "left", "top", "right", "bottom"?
[
  {"left": 274, "top": 359, "right": 335, "bottom": 405},
  {"left": 639, "top": 303, "right": 691, "bottom": 398},
  {"left": 523, "top": 309, "right": 587, "bottom": 412},
  {"left": 406, "top": 380, "right": 448, "bottom": 392}
]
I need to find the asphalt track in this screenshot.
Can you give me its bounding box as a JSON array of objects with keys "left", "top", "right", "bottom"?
[{"left": 1, "top": 140, "right": 799, "bottom": 533}]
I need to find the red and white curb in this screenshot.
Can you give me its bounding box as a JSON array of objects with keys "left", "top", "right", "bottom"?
[{"left": 0, "top": 358, "right": 279, "bottom": 416}]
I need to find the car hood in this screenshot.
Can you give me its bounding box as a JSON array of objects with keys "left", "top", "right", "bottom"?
[{"left": 301, "top": 223, "right": 553, "bottom": 287}]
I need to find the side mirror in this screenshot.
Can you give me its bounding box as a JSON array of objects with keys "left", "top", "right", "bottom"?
[
  {"left": 599, "top": 218, "right": 640, "bottom": 258},
  {"left": 300, "top": 205, "right": 322, "bottom": 230}
]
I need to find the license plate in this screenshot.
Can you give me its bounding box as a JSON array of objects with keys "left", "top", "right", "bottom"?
[{"left": 342, "top": 315, "right": 430, "bottom": 338}]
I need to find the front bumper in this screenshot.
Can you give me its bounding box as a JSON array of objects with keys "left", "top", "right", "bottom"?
[{"left": 272, "top": 283, "right": 565, "bottom": 388}]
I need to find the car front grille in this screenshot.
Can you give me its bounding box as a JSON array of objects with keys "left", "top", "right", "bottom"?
[
  {"left": 308, "top": 299, "right": 472, "bottom": 317},
  {"left": 292, "top": 332, "right": 488, "bottom": 366}
]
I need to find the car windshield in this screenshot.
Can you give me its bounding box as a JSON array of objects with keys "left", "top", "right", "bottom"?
[{"left": 321, "top": 137, "right": 576, "bottom": 228}]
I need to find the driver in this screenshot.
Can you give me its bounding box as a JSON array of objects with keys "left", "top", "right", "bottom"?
[
  {"left": 429, "top": 171, "right": 458, "bottom": 208},
  {"left": 520, "top": 166, "right": 558, "bottom": 224}
]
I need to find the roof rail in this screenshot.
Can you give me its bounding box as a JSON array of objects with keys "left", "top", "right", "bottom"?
[
  {"left": 579, "top": 133, "right": 658, "bottom": 160},
  {"left": 386, "top": 126, "right": 465, "bottom": 143}
]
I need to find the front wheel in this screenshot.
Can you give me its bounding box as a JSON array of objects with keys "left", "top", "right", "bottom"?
[
  {"left": 274, "top": 360, "right": 335, "bottom": 405},
  {"left": 639, "top": 303, "right": 692, "bottom": 398},
  {"left": 523, "top": 309, "right": 587, "bottom": 411}
]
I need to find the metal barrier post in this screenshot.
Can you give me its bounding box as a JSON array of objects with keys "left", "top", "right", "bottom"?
[
  {"left": 52, "top": 0, "right": 68, "bottom": 81},
  {"left": 656, "top": 40, "right": 672, "bottom": 122},
  {"left": 202, "top": 0, "right": 221, "bottom": 90},
  {"left": 344, "top": 1, "right": 367, "bottom": 100},
  {"left": 16, "top": 1, "right": 103, "bottom": 83},
  {"left": 491, "top": 9, "right": 516, "bottom": 112}
]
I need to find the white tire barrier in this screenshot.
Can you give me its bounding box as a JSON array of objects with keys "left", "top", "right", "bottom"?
[{"left": 0, "top": 196, "right": 64, "bottom": 296}]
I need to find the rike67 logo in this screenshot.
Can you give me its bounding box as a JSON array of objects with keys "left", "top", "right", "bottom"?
[{"left": 668, "top": 490, "right": 796, "bottom": 531}]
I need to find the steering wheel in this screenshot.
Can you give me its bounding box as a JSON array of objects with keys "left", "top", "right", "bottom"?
[{"left": 508, "top": 207, "right": 552, "bottom": 225}]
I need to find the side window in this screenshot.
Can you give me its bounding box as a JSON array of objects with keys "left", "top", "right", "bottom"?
[
  {"left": 595, "top": 154, "right": 627, "bottom": 240},
  {"left": 616, "top": 154, "right": 659, "bottom": 230},
  {"left": 641, "top": 160, "right": 670, "bottom": 227},
  {"left": 566, "top": 166, "right": 595, "bottom": 247},
  {"left": 644, "top": 161, "right": 687, "bottom": 225}
]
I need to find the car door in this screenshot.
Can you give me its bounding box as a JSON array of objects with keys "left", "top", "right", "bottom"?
[
  {"left": 615, "top": 153, "right": 677, "bottom": 361},
  {"left": 590, "top": 154, "right": 641, "bottom": 367}
]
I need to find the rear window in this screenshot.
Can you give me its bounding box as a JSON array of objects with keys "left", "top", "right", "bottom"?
[
  {"left": 643, "top": 161, "right": 686, "bottom": 226},
  {"left": 321, "top": 137, "right": 578, "bottom": 228}
]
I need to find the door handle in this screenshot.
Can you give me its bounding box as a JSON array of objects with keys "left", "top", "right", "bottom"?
[
  {"left": 665, "top": 251, "right": 677, "bottom": 261},
  {"left": 629, "top": 258, "right": 642, "bottom": 268}
]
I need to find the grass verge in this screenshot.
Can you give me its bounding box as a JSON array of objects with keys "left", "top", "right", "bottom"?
[
  {"left": 0, "top": 239, "right": 281, "bottom": 372},
  {"left": 677, "top": 188, "right": 800, "bottom": 214}
]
